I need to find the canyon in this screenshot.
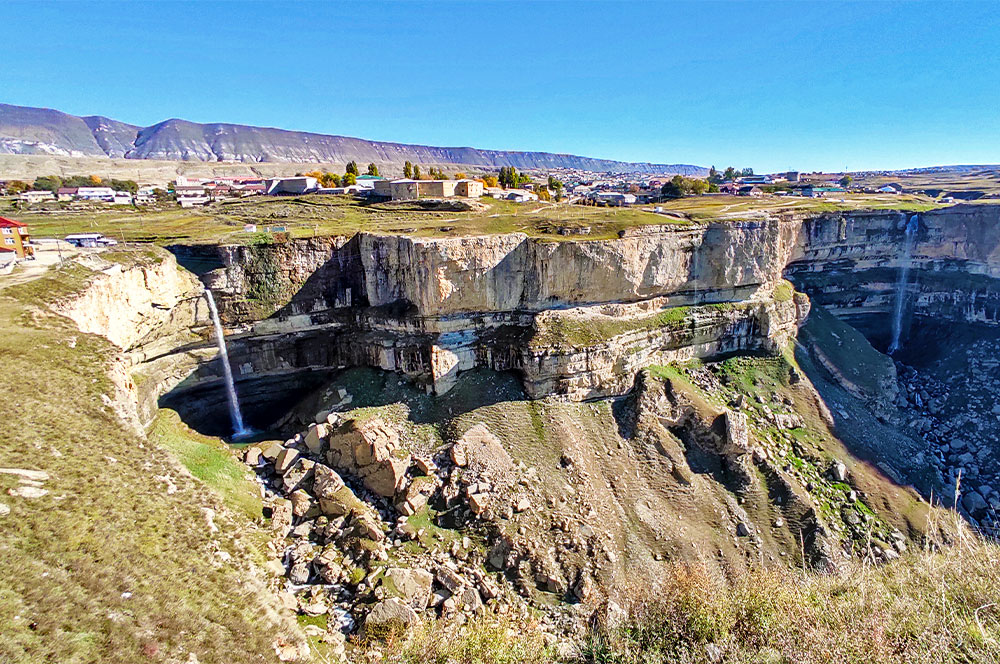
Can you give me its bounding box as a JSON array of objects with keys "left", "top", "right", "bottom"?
[{"left": 22, "top": 202, "right": 1000, "bottom": 659}]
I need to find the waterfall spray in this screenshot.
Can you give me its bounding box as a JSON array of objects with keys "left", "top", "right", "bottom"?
[
  {"left": 204, "top": 289, "right": 248, "bottom": 438},
  {"left": 888, "top": 214, "right": 920, "bottom": 354}
]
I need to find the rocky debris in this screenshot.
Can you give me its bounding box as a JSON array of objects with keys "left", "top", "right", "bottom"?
[
  {"left": 362, "top": 598, "right": 419, "bottom": 639},
  {"left": 382, "top": 567, "right": 433, "bottom": 609},
  {"left": 831, "top": 460, "right": 848, "bottom": 482}
]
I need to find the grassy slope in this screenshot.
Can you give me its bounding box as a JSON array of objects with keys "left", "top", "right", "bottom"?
[{"left": 0, "top": 263, "right": 294, "bottom": 664}]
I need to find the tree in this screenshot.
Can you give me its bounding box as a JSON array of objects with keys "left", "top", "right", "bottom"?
[
  {"left": 32, "top": 175, "right": 63, "bottom": 192},
  {"left": 88, "top": 174, "right": 102, "bottom": 185},
  {"left": 707, "top": 166, "right": 723, "bottom": 184},
  {"left": 346, "top": 161, "right": 359, "bottom": 176},
  {"left": 6, "top": 180, "right": 30, "bottom": 194},
  {"left": 453, "top": 172, "right": 467, "bottom": 180},
  {"left": 661, "top": 175, "right": 690, "bottom": 199},
  {"left": 740, "top": 167, "right": 754, "bottom": 177},
  {"left": 319, "top": 172, "right": 341, "bottom": 187},
  {"left": 723, "top": 167, "right": 737, "bottom": 181},
  {"left": 342, "top": 172, "right": 357, "bottom": 186},
  {"left": 412, "top": 165, "right": 422, "bottom": 180},
  {"left": 547, "top": 175, "right": 564, "bottom": 200},
  {"left": 690, "top": 179, "right": 709, "bottom": 195},
  {"left": 481, "top": 175, "right": 499, "bottom": 188},
  {"left": 403, "top": 161, "right": 413, "bottom": 178},
  {"left": 367, "top": 163, "right": 380, "bottom": 176},
  {"left": 839, "top": 175, "right": 853, "bottom": 188},
  {"left": 708, "top": 182, "right": 720, "bottom": 193},
  {"left": 110, "top": 179, "right": 138, "bottom": 194}
]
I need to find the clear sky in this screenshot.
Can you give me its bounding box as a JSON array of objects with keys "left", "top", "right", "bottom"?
[{"left": 4, "top": 1, "right": 999, "bottom": 173}]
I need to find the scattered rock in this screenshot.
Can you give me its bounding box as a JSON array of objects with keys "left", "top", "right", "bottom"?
[{"left": 362, "top": 598, "right": 418, "bottom": 639}]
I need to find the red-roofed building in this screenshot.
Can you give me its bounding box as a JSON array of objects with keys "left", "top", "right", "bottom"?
[{"left": 0, "top": 217, "right": 33, "bottom": 259}]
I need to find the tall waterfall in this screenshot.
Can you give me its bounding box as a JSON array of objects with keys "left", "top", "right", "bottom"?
[
  {"left": 888, "top": 214, "right": 920, "bottom": 354},
  {"left": 204, "top": 289, "right": 248, "bottom": 438}
]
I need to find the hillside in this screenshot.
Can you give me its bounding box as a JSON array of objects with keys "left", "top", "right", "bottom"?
[{"left": 0, "top": 103, "right": 705, "bottom": 175}]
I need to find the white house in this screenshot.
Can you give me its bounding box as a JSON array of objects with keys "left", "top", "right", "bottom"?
[
  {"left": 503, "top": 189, "right": 539, "bottom": 203},
  {"left": 19, "top": 190, "right": 56, "bottom": 203},
  {"left": 878, "top": 184, "right": 901, "bottom": 194},
  {"left": 76, "top": 186, "right": 116, "bottom": 202},
  {"left": 265, "top": 177, "right": 318, "bottom": 196}
]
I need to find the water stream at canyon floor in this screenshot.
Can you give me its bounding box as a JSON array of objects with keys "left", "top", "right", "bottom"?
[
  {"left": 888, "top": 214, "right": 920, "bottom": 354},
  {"left": 205, "top": 289, "right": 248, "bottom": 438}
]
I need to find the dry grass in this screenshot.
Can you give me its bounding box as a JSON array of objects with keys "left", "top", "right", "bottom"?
[
  {"left": 584, "top": 531, "right": 1000, "bottom": 664},
  {"left": 0, "top": 259, "right": 300, "bottom": 663}
]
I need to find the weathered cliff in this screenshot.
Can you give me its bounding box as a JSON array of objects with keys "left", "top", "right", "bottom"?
[
  {"left": 171, "top": 221, "right": 806, "bottom": 407},
  {"left": 785, "top": 205, "right": 1000, "bottom": 341}
]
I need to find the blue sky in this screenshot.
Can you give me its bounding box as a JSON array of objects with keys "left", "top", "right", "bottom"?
[{"left": 4, "top": 1, "right": 999, "bottom": 172}]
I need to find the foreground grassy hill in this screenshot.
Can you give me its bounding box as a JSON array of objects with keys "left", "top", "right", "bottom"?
[{"left": 0, "top": 255, "right": 304, "bottom": 664}]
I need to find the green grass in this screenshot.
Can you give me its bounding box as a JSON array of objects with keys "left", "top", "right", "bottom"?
[{"left": 149, "top": 409, "right": 262, "bottom": 520}]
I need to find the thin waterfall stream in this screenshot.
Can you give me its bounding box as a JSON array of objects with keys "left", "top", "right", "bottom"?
[
  {"left": 204, "top": 289, "right": 249, "bottom": 438},
  {"left": 888, "top": 214, "right": 920, "bottom": 354}
]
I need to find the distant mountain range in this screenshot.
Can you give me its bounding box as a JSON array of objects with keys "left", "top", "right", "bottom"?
[{"left": 0, "top": 103, "right": 706, "bottom": 176}]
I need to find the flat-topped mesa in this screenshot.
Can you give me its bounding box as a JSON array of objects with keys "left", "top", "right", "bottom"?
[{"left": 183, "top": 219, "right": 804, "bottom": 400}]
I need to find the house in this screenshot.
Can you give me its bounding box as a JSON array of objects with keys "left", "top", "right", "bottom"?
[
  {"left": 56, "top": 187, "right": 79, "bottom": 201},
  {"left": 454, "top": 179, "right": 484, "bottom": 198},
  {"left": 265, "top": 177, "right": 318, "bottom": 196},
  {"left": 719, "top": 184, "right": 739, "bottom": 195},
  {"left": 64, "top": 233, "right": 118, "bottom": 248},
  {"left": 19, "top": 190, "right": 56, "bottom": 204},
  {"left": 0, "top": 217, "right": 34, "bottom": 258},
  {"left": 739, "top": 175, "right": 772, "bottom": 185},
  {"left": 737, "top": 185, "right": 763, "bottom": 197},
  {"left": 113, "top": 191, "right": 134, "bottom": 205},
  {"left": 503, "top": 189, "right": 538, "bottom": 203},
  {"left": 76, "top": 186, "right": 116, "bottom": 202},
  {"left": 374, "top": 178, "right": 483, "bottom": 201},
  {"left": 592, "top": 191, "right": 637, "bottom": 206},
  {"left": 878, "top": 184, "right": 901, "bottom": 194},
  {"left": 801, "top": 185, "right": 846, "bottom": 198},
  {"left": 136, "top": 185, "right": 158, "bottom": 204}
]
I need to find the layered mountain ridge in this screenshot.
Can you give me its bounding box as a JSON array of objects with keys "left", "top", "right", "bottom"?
[{"left": 0, "top": 103, "right": 706, "bottom": 174}]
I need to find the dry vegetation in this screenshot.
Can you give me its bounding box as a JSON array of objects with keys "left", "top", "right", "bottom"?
[
  {"left": 0, "top": 257, "right": 301, "bottom": 664},
  {"left": 0, "top": 188, "right": 956, "bottom": 247}
]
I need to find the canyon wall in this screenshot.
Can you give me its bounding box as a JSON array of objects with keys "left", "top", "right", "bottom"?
[
  {"left": 174, "top": 221, "right": 806, "bottom": 407},
  {"left": 785, "top": 205, "right": 1000, "bottom": 337}
]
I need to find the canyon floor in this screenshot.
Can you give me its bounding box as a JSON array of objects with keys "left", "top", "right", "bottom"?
[{"left": 2, "top": 204, "right": 1000, "bottom": 663}]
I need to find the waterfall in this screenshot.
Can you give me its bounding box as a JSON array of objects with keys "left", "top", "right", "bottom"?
[
  {"left": 204, "top": 289, "right": 248, "bottom": 438},
  {"left": 690, "top": 237, "right": 701, "bottom": 304},
  {"left": 888, "top": 214, "right": 920, "bottom": 354}
]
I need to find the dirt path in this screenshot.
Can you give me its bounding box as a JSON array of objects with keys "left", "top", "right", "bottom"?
[{"left": 0, "top": 242, "right": 82, "bottom": 291}]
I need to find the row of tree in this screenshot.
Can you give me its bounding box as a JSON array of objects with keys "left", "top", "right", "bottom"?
[
  {"left": 660, "top": 175, "right": 719, "bottom": 198},
  {"left": 8, "top": 174, "right": 141, "bottom": 195},
  {"left": 707, "top": 166, "right": 755, "bottom": 184}
]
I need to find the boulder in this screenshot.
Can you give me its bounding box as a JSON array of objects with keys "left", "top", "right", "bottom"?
[
  {"left": 962, "top": 491, "right": 988, "bottom": 514},
  {"left": 244, "top": 446, "right": 263, "bottom": 466},
  {"left": 362, "top": 598, "right": 418, "bottom": 640},
  {"left": 363, "top": 457, "right": 410, "bottom": 498},
  {"left": 289, "top": 490, "right": 315, "bottom": 518},
  {"left": 312, "top": 464, "right": 345, "bottom": 500},
  {"left": 383, "top": 567, "right": 433, "bottom": 609},
  {"left": 831, "top": 460, "right": 848, "bottom": 482},
  {"left": 271, "top": 498, "right": 294, "bottom": 535},
  {"left": 304, "top": 423, "right": 329, "bottom": 455},
  {"left": 469, "top": 493, "right": 490, "bottom": 514},
  {"left": 281, "top": 459, "right": 315, "bottom": 493},
  {"left": 261, "top": 442, "right": 284, "bottom": 462},
  {"left": 275, "top": 447, "right": 300, "bottom": 474},
  {"left": 436, "top": 566, "right": 465, "bottom": 593}
]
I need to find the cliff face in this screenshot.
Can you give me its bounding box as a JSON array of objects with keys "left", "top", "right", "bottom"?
[
  {"left": 785, "top": 205, "right": 1000, "bottom": 336},
  {"left": 180, "top": 220, "right": 806, "bottom": 403}
]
